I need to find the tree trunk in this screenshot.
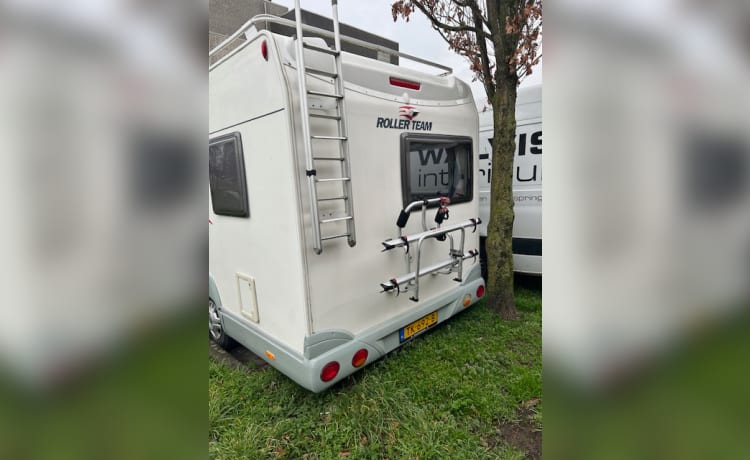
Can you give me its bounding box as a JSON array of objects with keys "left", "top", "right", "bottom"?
[{"left": 485, "top": 75, "right": 519, "bottom": 320}]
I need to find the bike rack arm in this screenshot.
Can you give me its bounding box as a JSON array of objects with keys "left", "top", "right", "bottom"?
[
  {"left": 383, "top": 218, "right": 480, "bottom": 251},
  {"left": 396, "top": 197, "right": 444, "bottom": 233},
  {"left": 380, "top": 249, "right": 478, "bottom": 294}
]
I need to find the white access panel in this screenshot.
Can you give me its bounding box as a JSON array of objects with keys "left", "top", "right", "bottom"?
[{"left": 236, "top": 273, "right": 259, "bottom": 323}]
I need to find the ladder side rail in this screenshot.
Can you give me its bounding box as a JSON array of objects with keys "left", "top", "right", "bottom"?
[
  {"left": 293, "top": 1, "right": 323, "bottom": 254},
  {"left": 331, "top": 0, "right": 343, "bottom": 54},
  {"left": 330, "top": 0, "right": 356, "bottom": 247},
  {"left": 209, "top": 15, "right": 453, "bottom": 75}
]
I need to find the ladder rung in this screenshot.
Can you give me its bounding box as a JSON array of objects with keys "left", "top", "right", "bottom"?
[
  {"left": 321, "top": 233, "right": 351, "bottom": 241},
  {"left": 306, "top": 68, "right": 338, "bottom": 78},
  {"left": 316, "top": 177, "right": 350, "bottom": 183},
  {"left": 309, "top": 113, "right": 341, "bottom": 120},
  {"left": 317, "top": 196, "right": 348, "bottom": 202},
  {"left": 312, "top": 135, "right": 347, "bottom": 141},
  {"left": 308, "top": 90, "right": 343, "bottom": 99},
  {"left": 303, "top": 42, "right": 340, "bottom": 56},
  {"left": 313, "top": 157, "right": 344, "bottom": 161},
  {"left": 320, "top": 216, "right": 353, "bottom": 224}
]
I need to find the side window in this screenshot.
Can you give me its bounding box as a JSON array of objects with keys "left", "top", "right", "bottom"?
[
  {"left": 209, "top": 132, "right": 249, "bottom": 217},
  {"left": 401, "top": 134, "right": 473, "bottom": 206}
]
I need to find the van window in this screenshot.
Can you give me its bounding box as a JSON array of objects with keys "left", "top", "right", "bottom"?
[
  {"left": 401, "top": 134, "right": 473, "bottom": 206},
  {"left": 209, "top": 132, "right": 249, "bottom": 217}
]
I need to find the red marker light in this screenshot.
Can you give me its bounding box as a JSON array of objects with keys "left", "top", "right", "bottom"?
[
  {"left": 261, "top": 40, "right": 268, "bottom": 61},
  {"left": 389, "top": 77, "right": 420, "bottom": 91},
  {"left": 476, "top": 285, "right": 485, "bottom": 298},
  {"left": 320, "top": 361, "right": 340, "bottom": 382}
]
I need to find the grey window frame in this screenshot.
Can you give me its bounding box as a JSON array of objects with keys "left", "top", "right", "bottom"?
[
  {"left": 400, "top": 133, "right": 474, "bottom": 208},
  {"left": 209, "top": 132, "right": 250, "bottom": 218}
]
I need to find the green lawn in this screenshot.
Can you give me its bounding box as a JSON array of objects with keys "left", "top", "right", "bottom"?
[{"left": 209, "top": 283, "right": 542, "bottom": 459}]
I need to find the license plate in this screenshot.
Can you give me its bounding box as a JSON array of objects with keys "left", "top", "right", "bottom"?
[{"left": 399, "top": 311, "right": 438, "bottom": 342}]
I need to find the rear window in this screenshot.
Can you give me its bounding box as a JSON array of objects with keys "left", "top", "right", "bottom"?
[
  {"left": 401, "top": 134, "right": 473, "bottom": 206},
  {"left": 209, "top": 132, "right": 249, "bottom": 217}
]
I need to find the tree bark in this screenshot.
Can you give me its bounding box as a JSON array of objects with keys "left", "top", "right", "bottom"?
[{"left": 485, "top": 71, "right": 519, "bottom": 320}]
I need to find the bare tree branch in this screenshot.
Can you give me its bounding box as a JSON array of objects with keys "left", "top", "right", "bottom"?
[
  {"left": 407, "top": 0, "right": 492, "bottom": 40},
  {"left": 472, "top": 4, "right": 495, "bottom": 99}
]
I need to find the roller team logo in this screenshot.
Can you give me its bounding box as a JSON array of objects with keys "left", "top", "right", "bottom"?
[
  {"left": 399, "top": 105, "right": 419, "bottom": 121},
  {"left": 376, "top": 105, "right": 433, "bottom": 131}
]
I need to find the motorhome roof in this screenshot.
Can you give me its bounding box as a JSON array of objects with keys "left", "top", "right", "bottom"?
[
  {"left": 275, "top": 34, "right": 472, "bottom": 104},
  {"left": 210, "top": 14, "right": 473, "bottom": 105}
]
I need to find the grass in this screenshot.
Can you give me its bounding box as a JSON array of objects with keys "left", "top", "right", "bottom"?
[{"left": 209, "top": 281, "right": 542, "bottom": 459}]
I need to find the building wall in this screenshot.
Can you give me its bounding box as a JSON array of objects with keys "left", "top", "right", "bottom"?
[{"left": 210, "top": 0, "right": 288, "bottom": 37}]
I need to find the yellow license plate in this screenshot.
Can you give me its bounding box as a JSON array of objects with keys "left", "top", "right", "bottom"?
[{"left": 399, "top": 311, "right": 438, "bottom": 342}]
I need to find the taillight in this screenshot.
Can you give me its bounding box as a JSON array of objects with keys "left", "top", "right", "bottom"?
[
  {"left": 261, "top": 40, "right": 268, "bottom": 61},
  {"left": 476, "top": 285, "right": 485, "bottom": 298},
  {"left": 320, "top": 361, "right": 340, "bottom": 382},
  {"left": 351, "top": 349, "right": 368, "bottom": 368},
  {"left": 389, "top": 77, "right": 420, "bottom": 90}
]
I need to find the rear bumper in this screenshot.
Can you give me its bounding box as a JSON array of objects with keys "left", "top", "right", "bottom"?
[{"left": 219, "top": 263, "right": 485, "bottom": 392}]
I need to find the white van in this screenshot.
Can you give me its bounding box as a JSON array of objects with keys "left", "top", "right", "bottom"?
[
  {"left": 478, "top": 85, "right": 542, "bottom": 276},
  {"left": 209, "top": 6, "right": 484, "bottom": 392}
]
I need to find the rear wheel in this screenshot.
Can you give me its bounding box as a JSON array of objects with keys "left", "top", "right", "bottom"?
[{"left": 209, "top": 299, "right": 235, "bottom": 348}]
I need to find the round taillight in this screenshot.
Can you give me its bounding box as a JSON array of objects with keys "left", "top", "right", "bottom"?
[
  {"left": 476, "top": 285, "right": 485, "bottom": 298},
  {"left": 320, "top": 361, "right": 340, "bottom": 382},
  {"left": 352, "top": 349, "right": 368, "bottom": 368},
  {"left": 261, "top": 40, "right": 268, "bottom": 61}
]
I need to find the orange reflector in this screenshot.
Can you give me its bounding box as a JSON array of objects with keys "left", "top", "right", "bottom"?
[
  {"left": 265, "top": 350, "right": 275, "bottom": 361},
  {"left": 463, "top": 294, "right": 472, "bottom": 307},
  {"left": 352, "top": 348, "right": 368, "bottom": 368}
]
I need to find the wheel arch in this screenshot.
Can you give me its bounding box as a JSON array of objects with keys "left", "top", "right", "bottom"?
[{"left": 209, "top": 273, "right": 222, "bottom": 307}]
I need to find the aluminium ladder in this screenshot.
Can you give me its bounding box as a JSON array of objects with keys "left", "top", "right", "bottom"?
[{"left": 293, "top": 0, "right": 356, "bottom": 254}]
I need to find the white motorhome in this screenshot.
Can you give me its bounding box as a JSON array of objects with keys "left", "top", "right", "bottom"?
[
  {"left": 478, "top": 85, "right": 542, "bottom": 276},
  {"left": 209, "top": 4, "right": 485, "bottom": 392}
]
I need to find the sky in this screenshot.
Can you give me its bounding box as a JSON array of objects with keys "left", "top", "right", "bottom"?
[{"left": 272, "top": 0, "right": 542, "bottom": 106}]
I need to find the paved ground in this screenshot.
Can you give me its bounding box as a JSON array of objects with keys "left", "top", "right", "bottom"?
[{"left": 209, "top": 340, "right": 268, "bottom": 371}]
